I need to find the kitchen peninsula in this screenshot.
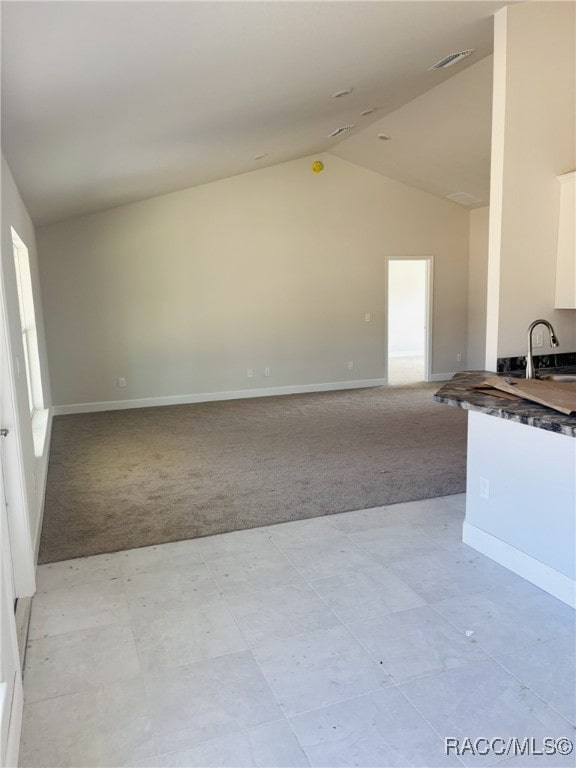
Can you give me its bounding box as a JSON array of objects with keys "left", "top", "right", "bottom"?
[{"left": 435, "top": 371, "right": 575, "bottom": 608}]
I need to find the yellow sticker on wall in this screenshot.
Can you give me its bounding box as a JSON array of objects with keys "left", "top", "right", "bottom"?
[{"left": 312, "top": 160, "right": 324, "bottom": 173}]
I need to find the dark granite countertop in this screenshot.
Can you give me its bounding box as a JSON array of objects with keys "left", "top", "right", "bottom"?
[{"left": 434, "top": 371, "right": 576, "bottom": 438}]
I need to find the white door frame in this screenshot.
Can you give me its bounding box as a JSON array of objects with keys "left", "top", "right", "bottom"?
[
  {"left": 385, "top": 255, "right": 434, "bottom": 383},
  {"left": 0, "top": 254, "right": 35, "bottom": 598},
  {"left": 1, "top": 492, "right": 24, "bottom": 768},
  {"left": 0, "top": 279, "right": 24, "bottom": 768}
]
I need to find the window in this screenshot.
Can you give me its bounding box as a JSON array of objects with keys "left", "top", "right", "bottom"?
[{"left": 11, "top": 228, "right": 47, "bottom": 455}]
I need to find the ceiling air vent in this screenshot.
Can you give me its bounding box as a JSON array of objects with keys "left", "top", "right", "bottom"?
[
  {"left": 429, "top": 49, "right": 475, "bottom": 70},
  {"left": 328, "top": 125, "right": 355, "bottom": 138},
  {"left": 446, "top": 191, "right": 482, "bottom": 206}
]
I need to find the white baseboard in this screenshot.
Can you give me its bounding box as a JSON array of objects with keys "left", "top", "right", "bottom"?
[
  {"left": 429, "top": 372, "right": 457, "bottom": 382},
  {"left": 52, "top": 378, "right": 388, "bottom": 416},
  {"left": 463, "top": 521, "right": 576, "bottom": 608}
]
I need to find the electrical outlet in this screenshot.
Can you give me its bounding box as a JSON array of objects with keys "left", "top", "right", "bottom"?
[
  {"left": 247, "top": 368, "right": 254, "bottom": 378},
  {"left": 364, "top": 313, "right": 371, "bottom": 322},
  {"left": 457, "top": 353, "right": 462, "bottom": 362},
  {"left": 534, "top": 332, "right": 544, "bottom": 348},
  {"left": 480, "top": 477, "right": 490, "bottom": 500},
  {"left": 264, "top": 367, "right": 271, "bottom": 377},
  {"left": 347, "top": 361, "right": 354, "bottom": 370},
  {"left": 117, "top": 377, "right": 126, "bottom": 388}
]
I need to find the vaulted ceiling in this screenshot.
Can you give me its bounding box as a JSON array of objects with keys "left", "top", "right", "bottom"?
[{"left": 1, "top": 1, "right": 512, "bottom": 225}]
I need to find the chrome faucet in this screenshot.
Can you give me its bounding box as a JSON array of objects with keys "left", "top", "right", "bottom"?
[{"left": 526, "top": 319, "right": 559, "bottom": 379}]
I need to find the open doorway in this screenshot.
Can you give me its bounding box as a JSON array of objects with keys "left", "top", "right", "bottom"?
[{"left": 386, "top": 257, "right": 432, "bottom": 385}]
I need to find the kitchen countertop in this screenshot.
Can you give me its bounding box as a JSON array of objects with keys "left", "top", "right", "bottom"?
[{"left": 434, "top": 370, "right": 576, "bottom": 438}]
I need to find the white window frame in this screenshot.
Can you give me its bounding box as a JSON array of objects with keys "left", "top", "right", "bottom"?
[{"left": 11, "top": 228, "right": 47, "bottom": 456}]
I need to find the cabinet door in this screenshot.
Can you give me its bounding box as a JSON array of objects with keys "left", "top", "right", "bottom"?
[{"left": 555, "top": 172, "right": 576, "bottom": 309}]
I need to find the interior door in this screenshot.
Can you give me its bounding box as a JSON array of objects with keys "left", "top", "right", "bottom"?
[
  {"left": 1, "top": 466, "right": 22, "bottom": 768},
  {"left": 0, "top": 294, "right": 23, "bottom": 767}
]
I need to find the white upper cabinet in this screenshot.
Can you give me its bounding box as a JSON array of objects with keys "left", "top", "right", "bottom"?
[{"left": 555, "top": 171, "right": 576, "bottom": 309}]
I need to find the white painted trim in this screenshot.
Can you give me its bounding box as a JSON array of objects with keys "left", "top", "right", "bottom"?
[
  {"left": 33, "top": 411, "right": 52, "bottom": 562},
  {"left": 484, "top": 7, "right": 507, "bottom": 371},
  {"left": 4, "top": 676, "right": 22, "bottom": 768},
  {"left": 463, "top": 521, "right": 576, "bottom": 609},
  {"left": 0, "top": 257, "right": 36, "bottom": 598},
  {"left": 429, "top": 372, "right": 457, "bottom": 382},
  {"left": 14, "top": 597, "right": 31, "bottom": 670},
  {"left": 52, "top": 378, "right": 388, "bottom": 416}
]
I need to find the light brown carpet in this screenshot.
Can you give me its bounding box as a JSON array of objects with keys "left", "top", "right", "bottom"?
[{"left": 38, "top": 384, "right": 467, "bottom": 563}]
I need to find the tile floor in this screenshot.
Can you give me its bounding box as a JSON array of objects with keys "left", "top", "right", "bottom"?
[
  {"left": 19, "top": 494, "right": 576, "bottom": 768},
  {"left": 387, "top": 355, "right": 425, "bottom": 386}
]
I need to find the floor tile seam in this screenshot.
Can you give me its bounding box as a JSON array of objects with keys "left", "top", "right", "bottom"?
[
  {"left": 144, "top": 715, "right": 171, "bottom": 766},
  {"left": 487, "top": 628, "right": 576, "bottom": 665},
  {"left": 195, "top": 537, "right": 272, "bottom": 565},
  {"left": 395, "top": 697, "right": 468, "bottom": 768},
  {"left": 126, "top": 582, "right": 254, "bottom": 676},
  {"left": 272, "top": 545, "right": 384, "bottom": 627},
  {"left": 415, "top": 577, "right": 524, "bottom": 610},
  {"left": 122, "top": 573, "right": 227, "bottom": 610},
  {"left": 426, "top": 596, "right": 575, "bottom": 657},
  {"left": 394, "top": 668, "right": 483, "bottom": 767},
  {"left": 412, "top": 526, "right": 466, "bottom": 552},
  {"left": 204, "top": 575, "right": 272, "bottom": 658},
  {"left": 138, "top": 640, "right": 283, "bottom": 746},
  {"left": 270, "top": 526, "right": 374, "bottom": 560},
  {"left": 34, "top": 571, "right": 123, "bottom": 593},
  {"left": 342, "top": 616, "right": 496, "bottom": 691},
  {"left": 216, "top": 579, "right": 309, "bottom": 603},
  {"left": 400, "top": 650, "right": 548, "bottom": 728},
  {"left": 251, "top": 619, "right": 397, "bottom": 691},
  {"left": 280, "top": 707, "right": 314, "bottom": 767},
  {"left": 143, "top": 716, "right": 304, "bottom": 767},
  {"left": 346, "top": 531, "right": 440, "bottom": 559},
  {"left": 284, "top": 681, "right": 404, "bottom": 722},
  {"left": 440, "top": 495, "right": 467, "bottom": 513},
  {"left": 425, "top": 600, "right": 509, "bottom": 656},
  {"left": 306, "top": 576, "right": 427, "bottom": 630},
  {"left": 31, "top": 568, "right": 126, "bottom": 597},
  {"left": 121, "top": 578, "right": 163, "bottom": 761},
  {"left": 269, "top": 531, "right": 381, "bottom": 584},
  {"left": 119, "top": 560, "right": 207, "bottom": 581},
  {"left": 138, "top": 652, "right": 274, "bottom": 761},
  {"left": 22, "top": 622, "right": 142, "bottom": 705},
  {"left": 344, "top": 521, "right": 463, "bottom": 547},
  {"left": 242, "top": 608, "right": 363, "bottom": 653},
  {"left": 198, "top": 534, "right": 294, "bottom": 577},
  {"left": 21, "top": 671, "right": 145, "bottom": 709},
  {"left": 24, "top": 615, "right": 137, "bottom": 651},
  {"left": 35, "top": 556, "right": 192, "bottom": 589},
  {"left": 248, "top": 628, "right": 389, "bottom": 724},
  {"left": 219, "top": 584, "right": 346, "bottom": 651},
  {"left": 489, "top": 650, "right": 576, "bottom": 729},
  {"left": 26, "top": 613, "right": 134, "bottom": 644}
]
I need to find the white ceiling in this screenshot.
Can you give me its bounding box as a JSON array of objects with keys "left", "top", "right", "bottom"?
[
  {"left": 332, "top": 54, "right": 493, "bottom": 207},
  {"left": 1, "top": 1, "right": 511, "bottom": 226}
]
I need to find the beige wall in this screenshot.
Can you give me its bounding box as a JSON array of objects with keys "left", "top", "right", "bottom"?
[
  {"left": 468, "top": 207, "right": 489, "bottom": 369},
  {"left": 37, "top": 154, "right": 470, "bottom": 408},
  {"left": 486, "top": 1, "right": 576, "bottom": 367},
  {"left": 1, "top": 155, "right": 52, "bottom": 562}
]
